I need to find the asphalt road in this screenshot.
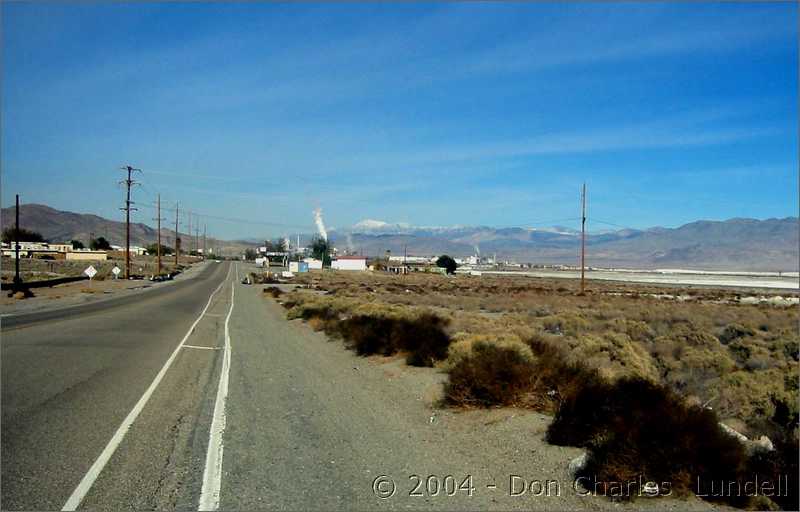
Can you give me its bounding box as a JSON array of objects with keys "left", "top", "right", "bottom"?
[
  {"left": 2, "top": 262, "right": 719, "bottom": 511},
  {"left": 2, "top": 261, "right": 234, "bottom": 510}
]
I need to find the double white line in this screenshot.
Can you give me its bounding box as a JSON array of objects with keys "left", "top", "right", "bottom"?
[{"left": 62, "top": 263, "right": 237, "bottom": 511}]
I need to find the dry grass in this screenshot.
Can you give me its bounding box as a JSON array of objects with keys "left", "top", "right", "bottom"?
[
  {"left": 274, "top": 270, "right": 799, "bottom": 509},
  {"left": 283, "top": 270, "right": 798, "bottom": 435}
]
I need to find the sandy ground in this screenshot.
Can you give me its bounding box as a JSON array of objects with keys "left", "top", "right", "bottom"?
[
  {"left": 0, "top": 260, "right": 212, "bottom": 316},
  {"left": 0, "top": 254, "right": 203, "bottom": 283}
]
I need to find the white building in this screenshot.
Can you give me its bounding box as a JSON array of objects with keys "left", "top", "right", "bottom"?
[
  {"left": 387, "top": 255, "right": 435, "bottom": 264},
  {"left": 66, "top": 250, "right": 108, "bottom": 261},
  {"left": 303, "top": 258, "right": 323, "bottom": 270},
  {"left": 331, "top": 256, "right": 367, "bottom": 271}
]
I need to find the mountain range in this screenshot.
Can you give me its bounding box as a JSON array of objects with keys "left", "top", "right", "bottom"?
[
  {"left": 1, "top": 204, "right": 797, "bottom": 271},
  {"left": 0, "top": 204, "right": 243, "bottom": 255},
  {"left": 329, "top": 217, "right": 798, "bottom": 271}
]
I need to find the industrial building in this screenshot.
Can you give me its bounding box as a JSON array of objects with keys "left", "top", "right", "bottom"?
[
  {"left": 331, "top": 256, "right": 367, "bottom": 271},
  {"left": 2, "top": 241, "right": 110, "bottom": 261},
  {"left": 303, "top": 258, "right": 323, "bottom": 270},
  {"left": 66, "top": 250, "right": 108, "bottom": 261}
]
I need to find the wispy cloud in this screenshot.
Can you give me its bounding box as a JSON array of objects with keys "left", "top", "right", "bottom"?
[{"left": 330, "top": 108, "right": 780, "bottom": 171}]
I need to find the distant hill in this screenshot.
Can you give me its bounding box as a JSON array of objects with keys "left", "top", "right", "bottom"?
[
  {"left": 0, "top": 203, "right": 234, "bottom": 252},
  {"left": 331, "top": 217, "right": 799, "bottom": 271},
  {"left": 2, "top": 204, "right": 797, "bottom": 271},
  {"left": 1, "top": 204, "right": 161, "bottom": 246}
]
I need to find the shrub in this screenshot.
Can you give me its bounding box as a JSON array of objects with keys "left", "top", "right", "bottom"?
[
  {"left": 526, "top": 337, "right": 604, "bottom": 410},
  {"left": 744, "top": 434, "right": 800, "bottom": 511},
  {"left": 263, "top": 286, "right": 283, "bottom": 298},
  {"left": 716, "top": 370, "right": 797, "bottom": 427},
  {"left": 436, "top": 255, "right": 458, "bottom": 274},
  {"left": 339, "top": 315, "right": 398, "bottom": 356},
  {"left": 444, "top": 342, "right": 535, "bottom": 406},
  {"left": 550, "top": 377, "right": 750, "bottom": 506},
  {"left": 393, "top": 313, "right": 451, "bottom": 366},
  {"left": 337, "top": 313, "right": 451, "bottom": 366},
  {"left": 446, "top": 333, "right": 532, "bottom": 370},
  {"left": 2, "top": 227, "right": 45, "bottom": 243},
  {"left": 719, "top": 323, "right": 757, "bottom": 345}
]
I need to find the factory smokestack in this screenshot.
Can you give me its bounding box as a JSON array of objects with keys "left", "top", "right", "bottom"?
[{"left": 313, "top": 207, "right": 328, "bottom": 241}]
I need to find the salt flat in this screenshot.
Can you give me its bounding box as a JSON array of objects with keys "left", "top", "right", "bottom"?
[{"left": 473, "top": 269, "right": 799, "bottom": 291}]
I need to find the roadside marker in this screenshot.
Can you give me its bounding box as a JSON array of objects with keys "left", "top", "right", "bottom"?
[
  {"left": 61, "top": 263, "right": 233, "bottom": 511},
  {"left": 84, "top": 266, "right": 97, "bottom": 280}
]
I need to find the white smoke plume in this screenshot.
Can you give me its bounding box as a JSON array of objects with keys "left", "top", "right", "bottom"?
[
  {"left": 346, "top": 233, "right": 354, "bottom": 253},
  {"left": 313, "top": 207, "right": 328, "bottom": 241},
  {"left": 473, "top": 244, "right": 481, "bottom": 256}
]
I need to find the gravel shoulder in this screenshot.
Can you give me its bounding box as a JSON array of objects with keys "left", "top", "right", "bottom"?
[{"left": 222, "top": 283, "right": 726, "bottom": 511}]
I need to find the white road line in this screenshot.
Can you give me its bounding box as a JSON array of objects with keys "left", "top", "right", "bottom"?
[
  {"left": 61, "top": 264, "right": 233, "bottom": 511},
  {"left": 183, "top": 345, "right": 221, "bottom": 351},
  {"left": 198, "top": 264, "right": 237, "bottom": 511}
]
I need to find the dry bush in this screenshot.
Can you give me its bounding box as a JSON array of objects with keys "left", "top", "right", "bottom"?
[
  {"left": 392, "top": 313, "right": 452, "bottom": 366},
  {"left": 263, "top": 286, "right": 283, "bottom": 298},
  {"left": 283, "top": 291, "right": 452, "bottom": 366},
  {"left": 716, "top": 369, "right": 799, "bottom": 428},
  {"left": 445, "top": 333, "right": 532, "bottom": 370},
  {"left": 719, "top": 323, "right": 757, "bottom": 345},
  {"left": 444, "top": 341, "right": 535, "bottom": 406},
  {"left": 559, "top": 332, "right": 660, "bottom": 382},
  {"left": 550, "top": 377, "right": 750, "bottom": 506},
  {"left": 282, "top": 272, "right": 799, "bottom": 438},
  {"left": 744, "top": 434, "right": 800, "bottom": 511}
]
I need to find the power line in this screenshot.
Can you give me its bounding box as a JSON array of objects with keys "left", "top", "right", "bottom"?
[
  {"left": 587, "top": 218, "right": 640, "bottom": 231},
  {"left": 134, "top": 201, "right": 312, "bottom": 230}
]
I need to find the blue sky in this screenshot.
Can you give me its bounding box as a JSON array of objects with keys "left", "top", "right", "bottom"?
[{"left": 2, "top": 2, "right": 797, "bottom": 240}]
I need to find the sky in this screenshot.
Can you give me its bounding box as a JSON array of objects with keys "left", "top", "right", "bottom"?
[{"left": 2, "top": 2, "right": 797, "bottom": 240}]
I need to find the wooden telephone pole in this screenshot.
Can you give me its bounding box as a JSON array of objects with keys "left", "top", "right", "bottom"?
[
  {"left": 13, "top": 194, "right": 21, "bottom": 288},
  {"left": 119, "top": 165, "right": 141, "bottom": 279},
  {"left": 174, "top": 201, "right": 180, "bottom": 267},
  {"left": 187, "top": 211, "right": 192, "bottom": 255},
  {"left": 154, "top": 194, "right": 165, "bottom": 275},
  {"left": 580, "top": 183, "right": 587, "bottom": 293}
]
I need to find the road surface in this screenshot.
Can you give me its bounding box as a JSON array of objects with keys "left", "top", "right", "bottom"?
[{"left": 1, "top": 262, "right": 718, "bottom": 511}]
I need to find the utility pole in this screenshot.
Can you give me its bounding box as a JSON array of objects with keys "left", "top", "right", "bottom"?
[
  {"left": 119, "top": 165, "right": 141, "bottom": 279},
  {"left": 580, "top": 183, "right": 587, "bottom": 293},
  {"left": 154, "top": 194, "right": 165, "bottom": 276},
  {"left": 187, "top": 211, "right": 192, "bottom": 255},
  {"left": 203, "top": 224, "right": 207, "bottom": 259},
  {"left": 14, "top": 194, "right": 21, "bottom": 289},
  {"left": 195, "top": 225, "right": 200, "bottom": 258},
  {"left": 174, "top": 201, "right": 180, "bottom": 267}
]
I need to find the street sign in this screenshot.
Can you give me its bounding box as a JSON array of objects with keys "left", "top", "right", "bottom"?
[
  {"left": 84, "top": 265, "right": 98, "bottom": 279},
  {"left": 112, "top": 266, "right": 121, "bottom": 278}
]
